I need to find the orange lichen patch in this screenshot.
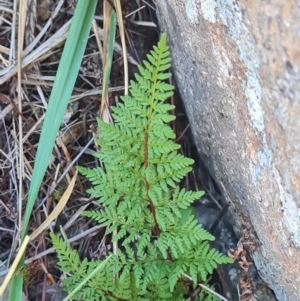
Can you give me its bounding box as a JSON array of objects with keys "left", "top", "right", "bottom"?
[
  {"left": 245, "top": 141, "right": 259, "bottom": 165},
  {"left": 291, "top": 171, "right": 300, "bottom": 191}
]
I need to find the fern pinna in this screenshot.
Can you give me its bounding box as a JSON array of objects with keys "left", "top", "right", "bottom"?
[{"left": 51, "top": 33, "right": 232, "bottom": 301}]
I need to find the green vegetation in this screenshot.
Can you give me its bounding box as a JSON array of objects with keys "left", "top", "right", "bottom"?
[
  {"left": 8, "top": 2, "right": 98, "bottom": 300},
  {"left": 51, "top": 33, "right": 232, "bottom": 301}
]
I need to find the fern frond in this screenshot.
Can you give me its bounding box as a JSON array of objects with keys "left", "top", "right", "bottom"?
[
  {"left": 182, "top": 241, "right": 233, "bottom": 282},
  {"left": 52, "top": 33, "right": 232, "bottom": 301},
  {"left": 50, "top": 233, "right": 120, "bottom": 300}
]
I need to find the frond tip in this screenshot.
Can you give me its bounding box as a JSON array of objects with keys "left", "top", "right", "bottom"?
[{"left": 51, "top": 33, "right": 233, "bottom": 301}]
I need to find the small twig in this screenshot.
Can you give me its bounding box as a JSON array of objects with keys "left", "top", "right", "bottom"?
[
  {"left": 17, "top": 0, "right": 26, "bottom": 239},
  {"left": 125, "top": 5, "right": 145, "bottom": 18},
  {"left": 237, "top": 283, "right": 241, "bottom": 300},
  {"left": 176, "top": 123, "right": 190, "bottom": 142},
  {"left": 0, "top": 199, "right": 14, "bottom": 217},
  {"left": 9, "top": 0, "right": 18, "bottom": 61},
  {"left": 141, "top": 0, "right": 156, "bottom": 10},
  {"left": 204, "top": 186, "right": 223, "bottom": 209},
  {"left": 92, "top": 19, "right": 104, "bottom": 63},
  {"left": 209, "top": 202, "right": 230, "bottom": 234},
  {"left": 130, "top": 21, "right": 156, "bottom": 27},
  {"left": 114, "top": 0, "right": 129, "bottom": 95}
]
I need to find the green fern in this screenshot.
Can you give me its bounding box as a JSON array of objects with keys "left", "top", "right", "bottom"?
[{"left": 51, "top": 33, "right": 233, "bottom": 301}]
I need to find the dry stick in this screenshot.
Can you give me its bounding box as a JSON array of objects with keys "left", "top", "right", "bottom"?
[
  {"left": 63, "top": 203, "right": 90, "bottom": 231},
  {"left": 17, "top": 0, "right": 26, "bottom": 239},
  {"left": 209, "top": 202, "right": 230, "bottom": 234},
  {"left": 0, "top": 49, "right": 10, "bottom": 66},
  {"left": 0, "top": 148, "right": 12, "bottom": 163},
  {"left": 9, "top": 0, "right": 18, "bottom": 61},
  {"left": 0, "top": 227, "right": 14, "bottom": 234},
  {"left": 130, "top": 21, "right": 156, "bottom": 27},
  {"left": 90, "top": 26, "right": 138, "bottom": 65},
  {"left": 92, "top": 19, "right": 104, "bottom": 62},
  {"left": 0, "top": 199, "right": 14, "bottom": 217},
  {"left": 101, "top": 0, "right": 114, "bottom": 116},
  {"left": 125, "top": 5, "right": 146, "bottom": 18},
  {"left": 125, "top": 29, "right": 141, "bottom": 66},
  {"left": 0, "top": 44, "right": 9, "bottom": 56},
  {"left": 70, "top": 86, "right": 125, "bottom": 102},
  {"left": 204, "top": 186, "right": 223, "bottom": 210},
  {"left": 237, "top": 284, "right": 241, "bottom": 301},
  {"left": 141, "top": 0, "right": 156, "bottom": 11},
  {"left": 24, "top": 0, "right": 37, "bottom": 47},
  {"left": 36, "top": 85, "right": 49, "bottom": 109},
  {"left": 176, "top": 124, "right": 190, "bottom": 142},
  {"left": 0, "top": 5, "right": 14, "bottom": 14},
  {"left": 135, "top": 0, "right": 143, "bottom": 20},
  {"left": 22, "top": 114, "right": 45, "bottom": 144},
  {"left": 114, "top": 0, "right": 128, "bottom": 95}
]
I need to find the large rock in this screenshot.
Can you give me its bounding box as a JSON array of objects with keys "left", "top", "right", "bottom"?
[{"left": 156, "top": 1, "right": 300, "bottom": 301}]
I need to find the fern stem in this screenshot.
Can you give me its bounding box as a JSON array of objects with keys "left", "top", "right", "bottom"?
[
  {"left": 145, "top": 175, "right": 160, "bottom": 235},
  {"left": 143, "top": 33, "right": 167, "bottom": 237}
]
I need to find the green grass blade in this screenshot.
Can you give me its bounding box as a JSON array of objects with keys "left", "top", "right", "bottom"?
[
  {"left": 8, "top": 1, "right": 98, "bottom": 300},
  {"left": 7, "top": 272, "right": 23, "bottom": 301},
  {"left": 21, "top": 0, "right": 97, "bottom": 241},
  {"left": 63, "top": 254, "right": 113, "bottom": 301}
]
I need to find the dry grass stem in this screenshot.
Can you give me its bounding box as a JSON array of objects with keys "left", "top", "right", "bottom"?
[
  {"left": 130, "top": 20, "right": 156, "bottom": 27},
  {"left": 25, "top": 0, "right": 37, "bottom": 47},
  {"left": 141, "top": 0, "right": 156, "bottom": 10},
  {"left": 17, "top": 0, "right": 27, "bottom": 231},
  {"left": 114, "top": 0, "right": 128, "bottom": 95},
  {"left": 0, "top": 18, "right": 71, "bottom": 84},
  {"left": 23, "top": 0, "right": 64, "bottom": 56},
  {"left": 125, "top": 5, "right": 146, "bottom": 18}
]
